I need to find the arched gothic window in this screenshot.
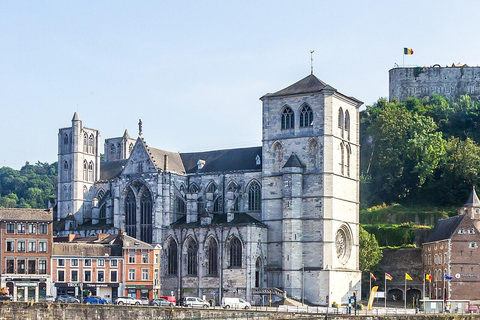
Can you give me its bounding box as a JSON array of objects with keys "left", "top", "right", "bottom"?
[
  {"left": 187, "top": 239, "right": 198, "bottom": 275},
  {"left": 83, "top": 161, "right": 88, "bottom": 180},
  {"left": 281, "top": 107, "right": 294, "bottom": 129},
  {"left": 63, "top": 134, "right": 69, "bottom": 153},
  {"left": 207, "top": 182, "right": 217, "bottom": 193},
  {"left": 83, "top": 133, "right": 88, "bottom": 152},
  {"left": 63, "top": 161, "right": 68, "bottom": 170},
  {"left": 338, "top": 108, "right": 344, "bottom": 129},
  {"left": 345, "top": 144, "right": 351, "bottom": 177},
  {"left": 88, "top": 161, "right": 94, "bottom": 182},
  {"left": 300, "top": 105, "right": 313, "bottom": 128},
  {"left": 110, "top": 144, "right": 115, "bottom": 154},
  {"left": 248, "top": 181, "right": 261, "bottom": 211},
  {"left": 129, "top": 143, "right": 134, "bottom": 154},
  {"left": 99, "top": 204, "right": 106, "bottom": 219},
  {"left": 207, "top": 238, "right": 218, "bottom": 276},
  {"left": 345, "top": 110, "right": 350, "bottom": 140},
  {"left": 88, "top": 134, "right": 94, "bottom": 154},
  {"left": 340, "top": 143, "right": 345, "bottom": 175},
  {"left": 229, "top": 237, "right": 242, "bottom": 267},
  {"left": 166, "top": 240, "right": 178, "bottom": 275},
  {"left": 140, "top": 189, "right": 153, "bottom": 243},
  {"left": 117, "top": 143, "right": 121, "bottom": 156},
  {"left": 125, "top": 189, "right": 136, "bottom": 238}
]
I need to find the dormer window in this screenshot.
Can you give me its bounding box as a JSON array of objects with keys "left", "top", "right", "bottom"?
[
  {"left": 197, "top": 160, "right": 206, "bottom": 170},
  {"left": 468, "top": 228, "right": 475, "bottom": 234},
  {"left": 255, "top": 155, "right": 261, "bottom": 165},
  {"left": 458, "top": 228, "right": 466, "bottom": 234}
]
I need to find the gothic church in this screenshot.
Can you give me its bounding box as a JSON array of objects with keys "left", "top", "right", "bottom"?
[{"left": 55, "top": 73, "right": 362, "bottom": 305}]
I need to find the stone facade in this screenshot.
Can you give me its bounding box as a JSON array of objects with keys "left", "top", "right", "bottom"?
[
  {"left": 54, "top": 73, "right": 362, "bottom": 306},
  {"left": 389, "top": 64, "right": 480, "bottom": 102}
]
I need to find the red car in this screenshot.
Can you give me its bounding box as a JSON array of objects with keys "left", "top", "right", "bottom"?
[
  {"left": 468, "top": 305, "right": 479, "bottom": 313},
  {"left": 159, "top": 296, "right": 176, "bottom": 305}
]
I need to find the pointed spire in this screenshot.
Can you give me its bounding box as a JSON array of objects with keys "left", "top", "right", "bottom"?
[
  {"left": 123, "top": 129, "right": 130, "bottom": 139},
  {"left": 138, "top": 119, "right": 143, "bottom": 136},
  {"left": 72, "top": 112, "right": 80, "bottom": 121},
  {"left": 464, "top": 186, "right": 480, "bottom": 207}
]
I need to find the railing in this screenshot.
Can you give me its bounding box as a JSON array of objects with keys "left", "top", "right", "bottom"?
[{"left": 252, "top": 287, "right": 284, "bottom": 298}]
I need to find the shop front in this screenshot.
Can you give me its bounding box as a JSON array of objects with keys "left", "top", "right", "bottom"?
[
  {"left": 3, "top": 277, "right": 50, "bottom": 302},
  {"left": 83, "top": 283, "right": 119, "bottom": 302},
  {"left": 125, "top": 285, "right": 152, "bottom": 300}
]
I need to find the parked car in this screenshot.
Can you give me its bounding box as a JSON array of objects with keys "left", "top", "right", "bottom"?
[
  {"left": 183, "top": 297, "right": 209, "bottom": 308},
  {"left": 140, "top": 297, "right": 149, "bottom": 305},
  {"left": 468, "top": 305, "right": 479, "bottom": 313},
  {"left": 222, "top": 297, "right": 251, "bottom": 309},
  {"left": 159, "top": 295, "right": 177, "bottom": 305},
  {"left": 150, "top": 298, "right": 174, "bottom": 307},
  {"left": 0, "top": 295, "right": 12, "bottom": 301},
  {"left": 114, "top": 296, "right": 142, "bottom": 305},
  {"left": 45, "top": 295, "right": 55, "bottom": 303},
  {"left": 83, "top": 296, "right": 109, "bottom": 304},
  {"left": 56, "top": 295, "right": 80, "bottom": 303}
]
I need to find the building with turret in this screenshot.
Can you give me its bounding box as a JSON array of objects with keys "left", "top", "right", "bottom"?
[{"left": 54, "top": 73, "right": 362, "bottom": 306}]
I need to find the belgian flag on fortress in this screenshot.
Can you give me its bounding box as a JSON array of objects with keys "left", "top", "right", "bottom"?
[{"left": 404, "top": 48, "right": 414, "bottom": 55}]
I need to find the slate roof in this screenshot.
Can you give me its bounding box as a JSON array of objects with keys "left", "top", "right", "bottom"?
[
  {"left": 427, "top": 215, "right": 465, "bottom": 242},
  {"left": 0, "top": 208, "right": 52, "bottom": 222},
  {"left": 464, "top": 187, "right": 480, "bottom": 207},
  {"left": 148, "top": 146, "right": 186, "bottom": 174},
  {"left": 170, "top": 212, "right": 266, "bottom": 228},
  {"left": 284, "top": 153, "right": 304, "bottom": 168},
  {"left": 180, "top": 147, "right": 262, "bottom": 174},
  {"left": 100, "top": 159, "right": 128, "bottom": 181}
]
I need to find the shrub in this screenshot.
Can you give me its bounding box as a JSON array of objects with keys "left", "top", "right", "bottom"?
[{"left": 332, "top": 301, "right": 339, "bottom": 308}]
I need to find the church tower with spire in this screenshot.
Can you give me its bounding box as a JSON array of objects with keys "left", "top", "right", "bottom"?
[
  {"left": 57, "top": 113, "right": 101, "bottom": 225},
  {"left": 260, "top": 73, "right": 363, "bottom": 305}
]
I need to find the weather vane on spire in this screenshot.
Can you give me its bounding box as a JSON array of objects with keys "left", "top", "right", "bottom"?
[
  {"left": 310, "top": 50, "right": 315, "bottom": 74},
  {"left": 138, "top": 119, "right": 143, "bottom": 136}
]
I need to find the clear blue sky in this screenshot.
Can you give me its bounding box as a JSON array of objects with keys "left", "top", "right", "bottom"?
[{"left": 2, "top": 1, "right": 480, "bottom": 169}]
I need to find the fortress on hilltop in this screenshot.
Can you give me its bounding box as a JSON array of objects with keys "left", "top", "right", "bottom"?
[{"left": 389, "top": 63, "right": 480, "bottom": 102}]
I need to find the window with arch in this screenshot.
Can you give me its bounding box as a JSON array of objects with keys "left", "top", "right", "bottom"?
[
  {"left": 345, "top": 110, "right": 350, "bottom": 140},
  {"left": 129, "top": 143, "right": 134, "bottom": 154},
  {"left": 63, "top": 161, "right": 68, "bottom": 171},
  {"left": 248, "top": 181, "right": 261, "bottom": 211},
  {"left": 83, "top": 133, "right": 88, "bottom": 152},
  {"left": 110, "top": 144, "right": 116, "bottom": 154},
  {"left": 117, "top": 142, "right": 121, "bottom": 155},
  {"left": 166, "top": 240, "right": 178, "bottom": 275},
  {"left": 63, "top": 134, "right": 69, "bottom": 152},
  {"left": 340, "top": 143, "right": 345, "bottom": 175},
  {"left": 206, "top": 238, "right": 218, "bottom": 276},
  {"left": 140, "top": 189, "right": 152, "bottom": 243},
  {"left": 88, "top": 161, "right": 94, "bottom": 182},
  {"left": 83, "top": 160, "right": 88, "bottom": 180},
  {"left": 273, "top": 142, "right": 283, "bottom": 171},
  {"left": 186, "top": 239, "right": 198, "bottom": 275},
  {"left": 338, "top": 108, "right": 344, "bottom": 129},
  {"left": 300, "top": 105, "right": 313, "bottom": 128},
  {"left": 63, "top": 186, "right": 68, "bottom": 199},
  {"left": 88, "top": 134, "right": 94, "bottom": 154},
  {"left": 229, "top": 237, "right": 242, "bottom": 267},
  {"left": 345, "top": 144, "right": 351, "bottom": 177},
  {"left": 281, "top": 107, "right": 294, "bottom": 129},
  {"left": 125, "top": 189, "right": 136, "bottom": 239},
  {"left": 207, "top": 182, "right": 217, "bottom": 194},
  {"left": 99, "top": 204, "right": 106, "bottom": 219}
]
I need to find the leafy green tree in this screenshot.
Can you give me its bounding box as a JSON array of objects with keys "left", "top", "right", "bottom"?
[{"left": 359, "top": 226, "right": 382, "bottom": 272}]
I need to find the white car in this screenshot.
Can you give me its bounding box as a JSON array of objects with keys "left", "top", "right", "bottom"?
[
  {"left": 184, "top": 297, "right": 209, "bottom": 308},
  {"left": 114, "top": 296, "right": 142, "bottom": 305},
  {"left": 222, "top": 297, "right": 251, "bottom": 309}
]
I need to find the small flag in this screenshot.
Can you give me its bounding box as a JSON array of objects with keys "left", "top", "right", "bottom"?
[
  {"left": 406, "top": 273, "right": 413, "bottom": 281},
  {"left": 385, "top": 273, "right": 393, "bottom": 280},
  {"left": 370, "top": 272, "right": 377, "bottom": 281},
  {"left": 445, "top": 275, "right": 453, "bottom": 280},
  {"left": 404, "top": 48, "right": 414, "bottom": 55},
  {"left": 426, "top": 274, "right": 432, "bottom": 282}
]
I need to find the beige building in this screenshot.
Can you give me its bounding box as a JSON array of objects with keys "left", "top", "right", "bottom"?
[{"left": 54, "top": 72, "right": 362, "bottom": 305}]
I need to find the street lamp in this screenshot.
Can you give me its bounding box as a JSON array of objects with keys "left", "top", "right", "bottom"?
[{"left": 80, "top": 252, "right": 84, "bottom": 301}]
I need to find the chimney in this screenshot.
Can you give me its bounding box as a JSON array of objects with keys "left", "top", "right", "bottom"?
[{"left": 164, "top": 154, "right": 168, "bottom": 171}]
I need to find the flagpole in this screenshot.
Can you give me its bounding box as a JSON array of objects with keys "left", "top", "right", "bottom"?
[
  {"left": 384, "top": 276, "right": 387, "bottom": 310},
  {"left": 404, "top": 273, "right": 407, "bottom": 311},
  {"left": 422, "top": 273, "right": 425, "bottom": 311},
  {"left": 369, "top": 273, "right": 372, "bottom": 297},
  {"left": 443, "top": 275, "right": 446, "bottom": 311}
]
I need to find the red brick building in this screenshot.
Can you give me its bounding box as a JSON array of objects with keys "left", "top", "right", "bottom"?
[
  {"left": 0, "top": 208, "right": 53, "bottom": 302},
  {"left": 423, "top": 188, "right": 480, "bottom": 303}
]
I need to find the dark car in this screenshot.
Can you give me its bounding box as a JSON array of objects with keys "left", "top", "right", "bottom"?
[
  {"left": 83, "top": 296, "right": 108, "bottom": 304},
  {"left": 150, "top": 298, "right": 174, "bottom": 307},
  {"left": 56, "top": 295, "right": 80, "bottom": 303},
  {"left": 177, "top": 297, "right": 186, "bottom": 307},
  {"left": 0, "top": 295, "right": 12, "bottom": 301}
]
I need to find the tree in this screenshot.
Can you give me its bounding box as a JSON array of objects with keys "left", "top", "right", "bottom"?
[{"left": 359, "top": 226, "right": 382, "bottom": 272}]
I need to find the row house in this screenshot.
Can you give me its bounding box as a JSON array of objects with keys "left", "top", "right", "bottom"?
[
  {"left": 423, "top": 188, "right": 480, "bottom": 303},
  {"left": 0, "top": 208, "right": 53, "bottom": 302},
  {"left": 52, "top": 232, "right": 160, "bottom": 301}
]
